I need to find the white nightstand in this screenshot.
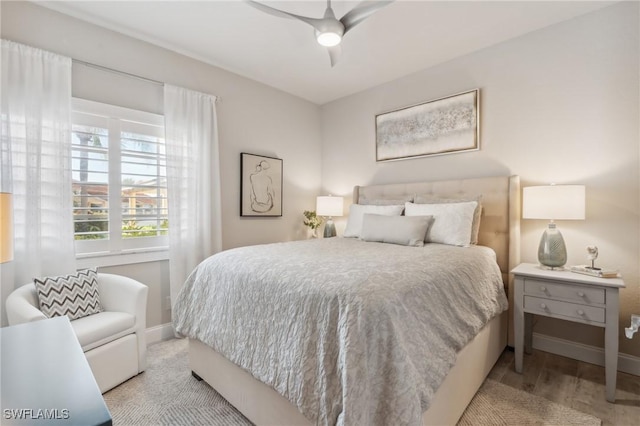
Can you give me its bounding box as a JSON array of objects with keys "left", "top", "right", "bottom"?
[{"left": 512, "top": 263, "right": 625, "bottom": 403}]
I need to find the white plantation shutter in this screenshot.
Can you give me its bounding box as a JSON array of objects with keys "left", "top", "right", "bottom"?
[
  {"left": 71, "top": 117, "right": 110, "bottom": 242},
  {"left": 120, "top": 129, "right": 168, "bottom": 239},
  {"left": 71, "top": 99, "right": 168, "bottom": 255}
]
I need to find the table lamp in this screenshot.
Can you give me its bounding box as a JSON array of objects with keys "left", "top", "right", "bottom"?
[
  {"left": 0, "top": 192, "right": 14, "bottom": 263},
  {"left": 316, "top": 195, "right": 343, "bottom": 238},
  {"left": 523, "top": 184, "right": 585, "bottom": 269}
]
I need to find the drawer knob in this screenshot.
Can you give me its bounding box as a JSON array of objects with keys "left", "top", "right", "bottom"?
[
  {"left": 577, "top": 309, "right": 585, "bottom": 316},
  {"left": 577, "top": 291, "right": 585, "bottom": 297},
  {"left": 540, "top": 286, "right": 547, "bottom": 292},
  {"left": 540, "top": 303, "right": 547, "bottom": 310}
]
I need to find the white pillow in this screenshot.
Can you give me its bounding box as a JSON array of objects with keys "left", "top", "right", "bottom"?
[
  {"left": 343, "top": 204, "right": 404, "bottom": 238},
  {"left": 414, "top": 194, "right": 483, "bottom": 244},
  {"left": 404, "top": 201, "right": 478, "bottom": 247},
  {"left": 361, "top": 214, "right": 433, "bottom": 247}
]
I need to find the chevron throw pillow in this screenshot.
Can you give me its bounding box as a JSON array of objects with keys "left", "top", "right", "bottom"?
[{"left": 34, "top": 269, "right": 103, "bottom": 320}]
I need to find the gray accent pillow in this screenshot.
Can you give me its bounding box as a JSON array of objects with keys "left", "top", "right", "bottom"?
[
  {"left": 413, "top": 194, "right": 483, "bottom": 244},
  {"left": 360, "top": 214, "right": 433, "bottom": 247},
  {"left": 34, "top": 268, "right": 103, "bottom": 320}
]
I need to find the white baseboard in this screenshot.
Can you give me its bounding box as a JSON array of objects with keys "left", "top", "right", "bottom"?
[
  {"left": 145, "top": 323, "right": 175, "bottom": 345},
  {"left": 532, "top": 332, "right": 640, "bottom": 376}
]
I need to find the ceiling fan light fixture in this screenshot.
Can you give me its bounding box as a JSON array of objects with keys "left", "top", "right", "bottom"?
[
  {"left": 247, "top": 0, "right": 394, "bottom": 66},
  {"left": 316, "top": 31, "right": 342, "bottom": 47},
  {"left": 315, "top": 16, "right": 345, "bottom": 47}
]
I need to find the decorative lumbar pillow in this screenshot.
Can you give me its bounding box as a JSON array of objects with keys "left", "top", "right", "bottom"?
[
  {"left": 405, "top": 201, "right": 478, "bottom": 247},
  {"left": 34, "top": 268, "right": 103, "bottom": 320},
  {"left": 343, "top": 204, "right": 404, "bottom": 238},
  {"left": 413, "top": 194, "right": 483, "bottom": 244},
  {"left": 360, "top": 214, "right": 433, "bottom": 247}
]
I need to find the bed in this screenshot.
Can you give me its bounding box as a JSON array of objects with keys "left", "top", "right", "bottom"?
[{"left": 173, "top": 175, "right": 521, "bottom": 425}]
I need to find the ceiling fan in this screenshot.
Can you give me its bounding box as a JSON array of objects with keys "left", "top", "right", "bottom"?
[{"left": 246, "top": 0, "right": 395, "bottom": 66}]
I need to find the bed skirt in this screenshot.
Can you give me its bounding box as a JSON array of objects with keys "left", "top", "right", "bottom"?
[{"left": 189, "top": 310, "right": 508, "bottom": 426}]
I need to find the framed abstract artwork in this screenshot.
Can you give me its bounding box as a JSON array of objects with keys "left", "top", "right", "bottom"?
[
  {"left": 375, "top": 89, "right": 480, "bottom": 161},
  {"left": 240, "top": 153, "right": 283, "bottom": 217}
]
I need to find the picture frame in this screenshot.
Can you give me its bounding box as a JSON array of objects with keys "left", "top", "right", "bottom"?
[
  {"left": 240, "top": 153, "right": 283, "bottom": 217},
  {"left": 375, "top": 89, "right": 479, "bottom": 162}
]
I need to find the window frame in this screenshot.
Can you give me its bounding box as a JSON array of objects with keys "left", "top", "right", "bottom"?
[{"left": 72, "top": 98, "right": 169, "bottom": 266}]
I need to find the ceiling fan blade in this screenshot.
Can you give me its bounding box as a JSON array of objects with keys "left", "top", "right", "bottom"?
[
  {"left": 327, "top": 45, "right": 342, "bottom": 67},
  {"left": 340, "top": 0, "right": 395, "bottom": 34},
  {"left": 245, "top": 0, "right": 324, "bottom": 32}
]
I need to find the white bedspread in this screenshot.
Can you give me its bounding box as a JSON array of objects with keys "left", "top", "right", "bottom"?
[{"left": 173, "top": 238, "right": 507, "bottom": 426}]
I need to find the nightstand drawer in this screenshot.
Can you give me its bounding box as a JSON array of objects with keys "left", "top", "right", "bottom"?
[
  {"left": 524, "top": 279, "right": 605, "bottom": 304},
  {"left": 524, "top": 295, "right": 605, "bottom": 324}
]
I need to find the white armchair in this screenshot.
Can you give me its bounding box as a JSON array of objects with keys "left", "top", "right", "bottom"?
[{"left": 6, "top": 273, "right": 148, "bottom": 393}]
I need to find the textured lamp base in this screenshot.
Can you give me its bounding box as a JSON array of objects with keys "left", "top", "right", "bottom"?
[
  {"left": 323, "top": 218, "right": 336, "bottom": 238},
  {"left": 537, "top": 223, "right": 567, "bottom": 269}
]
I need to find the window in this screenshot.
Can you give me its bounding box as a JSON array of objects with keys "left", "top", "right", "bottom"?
[{"left": 72, "top": 99, "right": 167, "bottom": 256}]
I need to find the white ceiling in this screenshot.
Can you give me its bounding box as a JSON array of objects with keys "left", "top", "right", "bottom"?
[{"left": 38, "top": 1, "right": 614, "bottom": 105}]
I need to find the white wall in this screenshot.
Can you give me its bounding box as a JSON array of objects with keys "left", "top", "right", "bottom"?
[
  {"left": 320, "top": 2, "right": 639, "bottom": 357},
  {"left": 1, "top": 1, "right": 322, "bottom": 327}
]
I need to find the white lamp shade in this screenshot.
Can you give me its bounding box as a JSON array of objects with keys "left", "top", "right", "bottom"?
[
  {"left": 523, "top": 185, "right": 585, "bottom": 220},
  {"left": 0, "top": 192, "right": 14, "bottom": 263},
  {"left": 316, "top": 196, "right": 344, "bottom": 217}
]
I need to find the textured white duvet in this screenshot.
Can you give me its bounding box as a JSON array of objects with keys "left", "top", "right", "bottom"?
[{"left": 173, "top": 238, "right": 508, "bottom": 426}]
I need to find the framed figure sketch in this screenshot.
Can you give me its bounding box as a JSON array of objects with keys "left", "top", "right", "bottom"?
[{"left": 240, "top": 153, "right": 283, "bottom": 217}]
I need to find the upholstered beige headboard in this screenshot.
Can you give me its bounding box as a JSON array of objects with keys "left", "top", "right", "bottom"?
[{"left": 353, "top": 175, "right": 521, "bottom": 287}]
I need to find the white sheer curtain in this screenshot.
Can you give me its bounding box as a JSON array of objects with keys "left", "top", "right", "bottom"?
[
  {"left": 164, "top": 84, "right": 222, "bottom": 306},
  {"left": 1, "top": 40, "right": 76, "bottom": 285}
]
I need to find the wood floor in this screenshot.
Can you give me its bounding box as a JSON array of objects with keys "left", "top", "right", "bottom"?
[{"left": 487, "top": 348, "right": 640, "bottom": 425}]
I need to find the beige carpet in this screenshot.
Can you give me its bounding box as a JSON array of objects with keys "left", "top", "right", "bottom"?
[
  {"left": 105, "top": 338, "right": 601, "bottom": 426},
  {"left": 458, "top": 379, "right": 601, "bottom": 426},
  {"left": 104, "top": 338, "right": 251, "bottom": 426}
]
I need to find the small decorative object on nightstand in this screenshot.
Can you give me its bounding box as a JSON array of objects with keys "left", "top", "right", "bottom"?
[
  {"left": 571, "top": 246, "right": 619, "bottom": 278},
  {"left": 512, "top": 263, "right": 625, "bottom": 403},
  {"left": 316, "top": 195, "right": 343, "bottom": 238},
  {"left": 523, "top": 184, "right": 585, "bottom": 269},
  {"left": 586, "top": 245, "right": 599, "bottom": 269}
]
